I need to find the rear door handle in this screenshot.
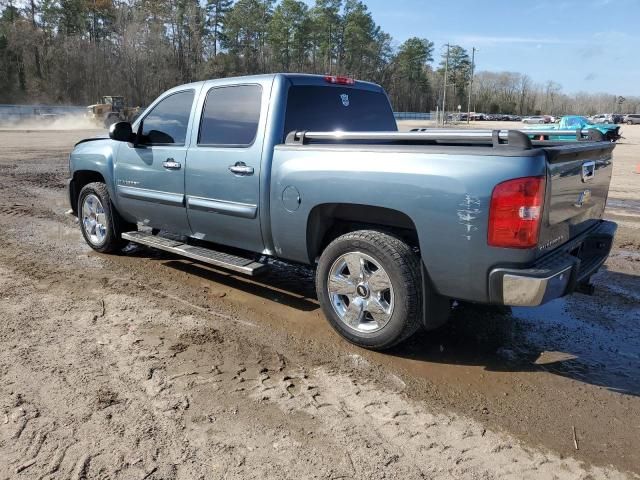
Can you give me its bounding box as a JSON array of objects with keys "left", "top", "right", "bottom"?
[
  {"left": 229, "top": 162, "right": 254, "bottom": 176},
  {"left": 163, "top": 158, "right": 181, "bottom": 170}
]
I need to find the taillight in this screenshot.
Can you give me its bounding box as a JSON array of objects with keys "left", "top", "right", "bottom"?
[
  {"left": 488, "top": 176, "right": 546, "bottom": 248},
  {"left": 324, "top": 75, "right": 355, "bottom": 85}
]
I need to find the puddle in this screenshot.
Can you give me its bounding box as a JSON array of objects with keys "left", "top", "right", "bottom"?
[
  {"left": 509, "top": 297, "right": 640, "bottom": 395},
  {"left": 388, "top": 287, "right": 640, "bottom": 398}
]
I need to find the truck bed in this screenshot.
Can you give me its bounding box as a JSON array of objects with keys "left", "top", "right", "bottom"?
[{"left": 270, "top": 128, "right": 614, "bottom": 303}]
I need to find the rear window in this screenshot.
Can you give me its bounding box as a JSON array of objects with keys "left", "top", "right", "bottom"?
[
  {"left": 283, "top": 86, "right": 397, "bottom": 138},
  {"left": 198, "top": 85, "right": 262, "bottom": 146}
]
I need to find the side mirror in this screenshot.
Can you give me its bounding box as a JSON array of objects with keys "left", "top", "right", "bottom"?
[{"left": 109, "top": 121, "right": 134, "bottom": 142}]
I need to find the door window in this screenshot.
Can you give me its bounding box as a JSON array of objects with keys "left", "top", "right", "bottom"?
[
  {"left": 140, "top": 90, "right": 195, "bottom": 145},
  {"left": 198, "top": 85, "right": 262, "bottom": 147}
]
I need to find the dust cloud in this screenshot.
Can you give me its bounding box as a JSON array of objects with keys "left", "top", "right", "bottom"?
[{"left": 0, "top": 114, "right": 103, "bottom": 131}]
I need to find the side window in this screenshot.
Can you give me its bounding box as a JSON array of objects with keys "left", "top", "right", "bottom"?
[
  {"left": 140, "top": 90, "right": 195, "bottom": 145},
  {"left": 198, "top": 85, "right": 262, "bottom": 147}
]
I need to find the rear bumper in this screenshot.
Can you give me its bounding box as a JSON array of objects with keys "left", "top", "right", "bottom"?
[{"left": 488, "top": 220, "right": 617, "bottom": 307}]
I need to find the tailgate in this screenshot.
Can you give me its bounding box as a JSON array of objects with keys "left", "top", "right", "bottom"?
[{"left": 537, "top": 142, "right": 615, "bottom": 255}]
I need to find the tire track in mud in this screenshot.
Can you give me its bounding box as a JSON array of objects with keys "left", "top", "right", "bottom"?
[
  {"left": 2, "top": 210, "right": 640, "bottom": 477},
  {"left": 0, "top": 236, "right": 636, "bottom": 479}
]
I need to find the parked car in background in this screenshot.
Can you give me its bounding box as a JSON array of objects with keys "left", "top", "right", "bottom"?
[
  {"left": 525, "top": 115, "right": 622, "bottom": 141},
  {"left": 612, "top": 114, "right": 624, "bottom": 124},
  {"left": 522, "top": 115, "right": 548, "bottom": 124},
  {"left": 623, "top": 114, "right": 640, "bottom": 125},
  {"left": 591, "top": 114, "right": 612, "bottom": 124}
]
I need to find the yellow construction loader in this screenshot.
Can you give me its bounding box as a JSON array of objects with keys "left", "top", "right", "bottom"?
[{"left": 87, "top": 96, "right": 141, "bottom": 127}]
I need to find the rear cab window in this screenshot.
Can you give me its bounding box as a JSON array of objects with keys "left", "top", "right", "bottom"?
[{"left": 283, "top": 85, "right": 397, "bottom": 140}]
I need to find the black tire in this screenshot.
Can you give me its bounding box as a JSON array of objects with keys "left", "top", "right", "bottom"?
[
  {"left": 78, "top": 182, "right": 132, "bottom": 253},
  {"left": 628, "top": 121, "right": 633, "bottom": 126},
  {"left": 315, "top": 230, "right": 422, "bottom": 350}
]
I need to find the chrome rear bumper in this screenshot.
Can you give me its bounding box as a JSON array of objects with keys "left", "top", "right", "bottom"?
[{"left": 488, "top": 220, "right": 616, "bottom": 307}]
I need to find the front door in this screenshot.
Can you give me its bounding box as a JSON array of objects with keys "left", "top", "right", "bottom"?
[
  {"left": 185, "top": 84, "right": 265, "bottom": 253},
  {"left": 114, "top": 89, "right": 196, "bottom": 234}
]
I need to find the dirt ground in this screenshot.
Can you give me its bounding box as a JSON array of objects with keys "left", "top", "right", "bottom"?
[{"left": 0, "top": 122, "right": 639, "bottom": 479}]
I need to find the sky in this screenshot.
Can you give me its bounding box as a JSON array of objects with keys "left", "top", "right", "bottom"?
[{"left": 332, "top": 0, "right": 640, "bottom": 96}]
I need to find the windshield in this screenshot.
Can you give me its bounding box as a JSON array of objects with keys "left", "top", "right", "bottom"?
[
  {"left": 283, "top": 85, "right": 397, "bottom": 139},
  {"left": 566, "top": 116, "right": 588, "bottom": 127}
]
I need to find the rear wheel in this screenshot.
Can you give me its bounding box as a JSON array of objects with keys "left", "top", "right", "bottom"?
[
  {"left": 78, "top": 182, "right": 131, "bottom": 253},
  {"left": 316, "top": 230, "right": 422, "bottom": 350},
  {"left": 628, "top": 121, "right": 634, "bottom": 125}
]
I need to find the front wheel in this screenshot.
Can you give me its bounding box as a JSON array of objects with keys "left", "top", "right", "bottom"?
[
  {"left": 78, "top": 182, "right": 131, "bottom": 253},
  {"left": 316, "top": 230, "right": 423, "bottom": 350}
]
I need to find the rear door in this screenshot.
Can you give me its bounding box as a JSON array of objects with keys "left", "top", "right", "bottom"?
[
  {"left": 185, "top": 83, "right": 266, "bottom": 253},
  {"left": 114, "top": 89, "right": 196, "bottom": 234}
]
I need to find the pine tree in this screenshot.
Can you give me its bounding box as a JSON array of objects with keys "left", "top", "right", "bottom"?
[
  {"left": 267, "top": 0, "right": 310, "bottom": 71},
  {"left": 204, "top": 0, "right": 231, "bottom": 57}
]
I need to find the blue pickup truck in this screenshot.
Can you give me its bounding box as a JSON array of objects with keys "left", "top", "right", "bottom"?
[{"left": 68, "top": 73, "right": 617, "bottom": 350}]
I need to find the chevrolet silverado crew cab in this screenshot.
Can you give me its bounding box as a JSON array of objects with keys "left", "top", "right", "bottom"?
[{"left": 67, "top": 73, "right": 617, "bottom": 350}]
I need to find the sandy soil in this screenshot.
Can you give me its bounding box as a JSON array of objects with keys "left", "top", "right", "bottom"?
[{"left": 0, "top": 125, "right": 639, "bottom": 479}]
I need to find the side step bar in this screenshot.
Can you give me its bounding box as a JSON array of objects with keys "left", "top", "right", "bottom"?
[{"left": 122, "top": 231, "right": 268, "bottom": 276}]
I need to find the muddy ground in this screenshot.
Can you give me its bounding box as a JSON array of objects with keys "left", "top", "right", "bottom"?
[{"left": 0, "top": 123, "right": 639, "bottom": 479}]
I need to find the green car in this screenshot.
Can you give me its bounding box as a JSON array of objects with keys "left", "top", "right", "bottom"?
[{"left": 525, "top": 115, "right": 621, "bottom": 142}]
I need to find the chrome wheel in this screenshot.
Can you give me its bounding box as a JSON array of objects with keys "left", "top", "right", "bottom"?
[
  {"left": 327, "top": 251, "right": 394, "bottom": 333},
  {"left": 81, "top": 194, "right": 107, "bottom": 245}
]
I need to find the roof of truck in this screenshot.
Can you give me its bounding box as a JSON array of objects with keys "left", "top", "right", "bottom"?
[{"left": 165, "top": 73, "right": 384, "bottom": 94}]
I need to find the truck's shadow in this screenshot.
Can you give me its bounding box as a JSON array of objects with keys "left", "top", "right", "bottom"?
[
  {"left": 162, "top": 258, "right": 319, "bottom": 312},
  {"left": 127, "top": 246, "right": 640, "bottom": 398}
]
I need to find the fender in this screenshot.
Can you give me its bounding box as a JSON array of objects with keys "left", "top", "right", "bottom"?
[{"left": 69, "top": 138, "right": 121, "bottom": 211}]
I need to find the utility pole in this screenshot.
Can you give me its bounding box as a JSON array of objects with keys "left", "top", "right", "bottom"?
[
  {"left": 442, "top": 43, "right": 450, "bottom": 126},
  {"left": 467, "top": 47, "right": 476, "bottom": 125}
]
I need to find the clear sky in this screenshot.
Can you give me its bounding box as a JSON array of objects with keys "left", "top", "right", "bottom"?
[{"left": 338, "top": 0, "right": 640, "bottom": 96}]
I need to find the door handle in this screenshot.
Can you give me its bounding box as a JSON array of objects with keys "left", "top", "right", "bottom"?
[
  {"left": 228, "top": 162, "right": 254, "bottom": 176},
  {"left": 162, "top": 158, "right": 181, "bottom": 170}
]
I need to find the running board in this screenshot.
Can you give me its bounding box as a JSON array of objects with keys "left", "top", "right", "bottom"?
[{"left": 122, "top": 231, "right": 268, "bottom": 276}]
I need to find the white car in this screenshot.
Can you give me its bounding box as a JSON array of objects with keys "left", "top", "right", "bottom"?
[
  {"left": 522, "top": 115, "right": 546, "bottom": 124},
  {"left": 591, "top": 114, "right": 612, "bottom": 124}
]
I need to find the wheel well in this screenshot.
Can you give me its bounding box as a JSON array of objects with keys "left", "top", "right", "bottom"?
[
  {"left": 70, "top": 170, "right": 105, "bottom": 214},
  {"left": 306, "top": 203, "right": 419, "bottom": 262}
]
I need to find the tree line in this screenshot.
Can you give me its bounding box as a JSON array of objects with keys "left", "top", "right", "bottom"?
[{"left": 1, "top": 0, "right": 638, "bottom": 115}]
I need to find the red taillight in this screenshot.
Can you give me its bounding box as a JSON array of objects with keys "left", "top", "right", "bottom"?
[
  {"left": 488, "top": 176, "right": 546, "bottom": 248},
  {"left": 324, "top": 75, "right": 355, "bottom": 85}
]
